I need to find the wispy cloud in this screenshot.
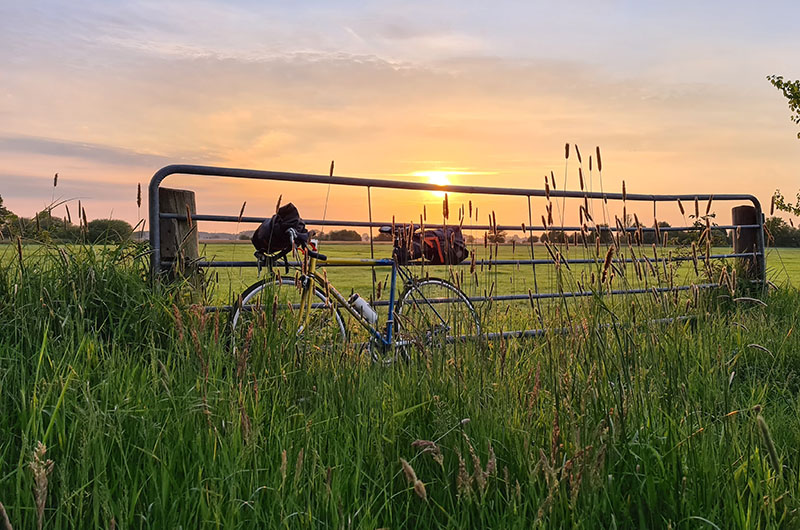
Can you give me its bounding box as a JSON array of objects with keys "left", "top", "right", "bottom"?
[{"left": 0, "top": 135, "right": 175, "bottom": 167}]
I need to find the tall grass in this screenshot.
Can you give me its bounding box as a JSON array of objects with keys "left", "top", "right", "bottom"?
[{"left": 0, "top": 240, "right": 798, "bottom": 528}]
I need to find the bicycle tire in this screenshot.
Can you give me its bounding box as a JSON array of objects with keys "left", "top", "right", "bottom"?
[
  {"left": 394, "top": 277, "right": 480, "bottom": 359},
  {"left": 230, "top": 277, "right": 346, "bottom": 355}
]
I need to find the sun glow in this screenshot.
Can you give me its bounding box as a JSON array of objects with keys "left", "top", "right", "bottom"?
[{"left": 412, "top": 170, "right": 453, "bottom": 198}]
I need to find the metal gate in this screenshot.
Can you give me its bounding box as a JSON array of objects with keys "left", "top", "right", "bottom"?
[{"left": 149, "top": 164, "right": 766, "bottom": 338}]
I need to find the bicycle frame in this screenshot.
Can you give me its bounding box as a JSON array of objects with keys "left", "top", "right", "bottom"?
[{"left": 294, "top": 254, "right": 404, "bottom": 349}]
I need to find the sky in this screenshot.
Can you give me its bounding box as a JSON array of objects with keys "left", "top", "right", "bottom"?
[{"left": 1, "top": 0, "right": 799, "bottom": 232}]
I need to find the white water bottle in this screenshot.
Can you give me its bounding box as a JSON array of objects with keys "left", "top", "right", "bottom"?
[{"left": 348, "top": 293, "right": 378, "bottom": 325}]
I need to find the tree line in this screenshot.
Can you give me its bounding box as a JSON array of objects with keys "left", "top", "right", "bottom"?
[{"left": 0, "top": 195, "right": 134, "bottom": 243}]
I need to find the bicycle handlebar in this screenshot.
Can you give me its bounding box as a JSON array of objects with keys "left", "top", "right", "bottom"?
[{"left": 287, "top": 228, "right": 327, "bottom": 261}]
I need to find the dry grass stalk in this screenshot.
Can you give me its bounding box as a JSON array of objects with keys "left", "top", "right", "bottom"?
[
  {"left": 486, "top": 442, "right": 497, "bottom": 477},
  {"left": 29, "top": 441, "right": 54, "bottom": 530},
  {"left": 456, "top": 449, "right": 472, "bottom": 497},
  {"left": 238, "top": 202, "right": 246, "bottom": 223},
  {"left": 15, "top": 237, "right": 24, "bottom": 276},
  {"left": 136, "top": 183, "right": 142, "bottom": 208},
  {"left": 464, "top": 433, "right": 487, "bottom": 494},
  {"left": 601, "top": 246, "right": 615, "bottom": 283},
  {"left": 678, "top": 198, "right": 685, "bottom": 216},
  {"left": 411, "top": 440, "right": 444, "bottom": 468},
  {"left": 172, "top": 304, "right": 184, "bottom": 342},
  {"left": 579, "top": 168, "right": 584, "bottom": 190},
  {"left": 575, "top": 144, "right": 582, "bottom": 164},
  {"left": 280, "top": 449, "right": 288, "bottom": 488},
  {"left": 595, "top": 146, "right": 602, "bottom": 172},
  {"left": 293, "top": 448, "right": 304, "bottom": 489},
  {"left": 53, "top": 172, "right": 58, "bottom": 188},
  {"left": 565, "top": 142, "right": 570, "bottom": 159},
  {"left": 443, "top": 193, "right": 449, "bottom": 220},
  {"left": 325, "top": 466, "right": 333, "bottom": 495},
  {"left": 0, "top": 501, "right": 12, "bottom": 530}
]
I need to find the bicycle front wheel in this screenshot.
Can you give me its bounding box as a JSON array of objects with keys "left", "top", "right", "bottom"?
[
  {"left": 395, "top": 278, "right": 480, "bottom": 358},
  {"left": 231, "top": 277, "right": 346, "bottom": 356}
]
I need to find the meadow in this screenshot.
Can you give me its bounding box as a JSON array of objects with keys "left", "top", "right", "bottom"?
[
  {"left": 203, "top": 240, "right": 800, "bottom": 300},
  {"left": 0, "top": 239, "right": 799, "bottom": 528}
]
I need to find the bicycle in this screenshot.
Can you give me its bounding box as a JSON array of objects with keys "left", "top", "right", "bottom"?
[{"left": 230, "top": 225, "right": 481, "bottom": 363}]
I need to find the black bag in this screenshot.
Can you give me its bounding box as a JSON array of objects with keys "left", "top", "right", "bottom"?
[
  {"left": 251, "top": 203, "right": 307, "bottom": 257},
  {"left": 393, "top": 226, "right": 469, "bottom": 265}
]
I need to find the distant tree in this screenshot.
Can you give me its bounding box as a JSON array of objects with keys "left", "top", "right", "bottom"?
[
  {"left": 487, "top": 230, "right": 506, "bottom": 244},
  {"left": 87, "top": 219, "right": 134, "bottom": 243},
  {"left": 375, "top": 232, "right": 393, "bottom": 242},
  {"left": 765, "top": 217, "right": 800, "bottom": 247},
  {"left": 323, "top": 229, "right": 362, "bottom": 241},
  {"left": 2, "top": 208, "right": 81, "bottom": 242},
  {"left": 768, "top": 75, "right": 800, "bottom": 216},
  {"left": 0, "top": 195, "right": 11, "bottom": 238},
  {"left": 0, "top": 195, "right": 9, "bottom": 222},
  {"left": 238, "top": 233, "right": 250, "bottom": 241},
  {"left": 768, "top": 75, "right": 800, "bottom": 139},
  {"left": 542, "top": 230, "right": 565, "bottom": 244}
]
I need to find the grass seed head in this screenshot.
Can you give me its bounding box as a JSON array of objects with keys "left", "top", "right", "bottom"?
[
  {"left": 413, "top": 479, "right": 427, "bottom": 501},
  {"left": 293, "top": 448, "right": 304, "bottom": 489},
  {"left": 29, "top": 441, "right": 54, "bottom": 530},
  {"left": 456, "top": 449, "right": 472, "bottom": 496},
  {"left": 400, "top": 458, "right": 418, "bottom": 484},
  {"left": 0, "top": 501, "right": 12, "bottom": 530},
  {"left": 756, "top": 414, "right": 781, "bottom": 477},
  {"left": 280, "top": 449, "right": 287, "bottom": 483}
]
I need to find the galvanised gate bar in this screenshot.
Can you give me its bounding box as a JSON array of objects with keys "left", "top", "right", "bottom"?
[{"left": 149, "top": 164, "right": 766, "bottom": 338}]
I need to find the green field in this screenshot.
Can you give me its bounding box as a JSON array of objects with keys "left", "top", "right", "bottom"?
[
  {"left": 205, "top": 237, "right": 800, "bottom": 294},
  {"left": 1, "top": 241, "right": 799, "bottom": 527}
]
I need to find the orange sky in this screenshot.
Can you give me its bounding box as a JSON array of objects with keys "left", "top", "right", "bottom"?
[{"left": 1, "top": 1, "right": 799, "bottom": 234}]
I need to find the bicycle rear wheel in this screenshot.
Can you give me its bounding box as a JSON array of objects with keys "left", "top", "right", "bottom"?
[
  {"left": 230, "top": 277, "right": 346, "bottom": 355},
  {"left": 394, "top": 278, "right": 480, "bottom": 358}
]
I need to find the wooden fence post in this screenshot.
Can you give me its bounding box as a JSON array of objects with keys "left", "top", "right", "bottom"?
[
  {"left": 731, "top": 205, "right": 760, "bottom": 280},
  {"left": 159, "top": 187, "right": 199, "bottom": 277}
]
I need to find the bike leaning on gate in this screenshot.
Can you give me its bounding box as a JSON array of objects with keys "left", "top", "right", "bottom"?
[{"left": 230, "top": 203, "right": 481, "bottom": 363}]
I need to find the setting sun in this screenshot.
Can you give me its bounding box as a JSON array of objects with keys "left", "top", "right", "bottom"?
[{"left": 411, "top": 170, "right": 454, "bottom": 198}]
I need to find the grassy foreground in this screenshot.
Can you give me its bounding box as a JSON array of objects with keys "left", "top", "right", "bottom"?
[{"left": 1, "top": 242, "right": 799, "bottom": 528}]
